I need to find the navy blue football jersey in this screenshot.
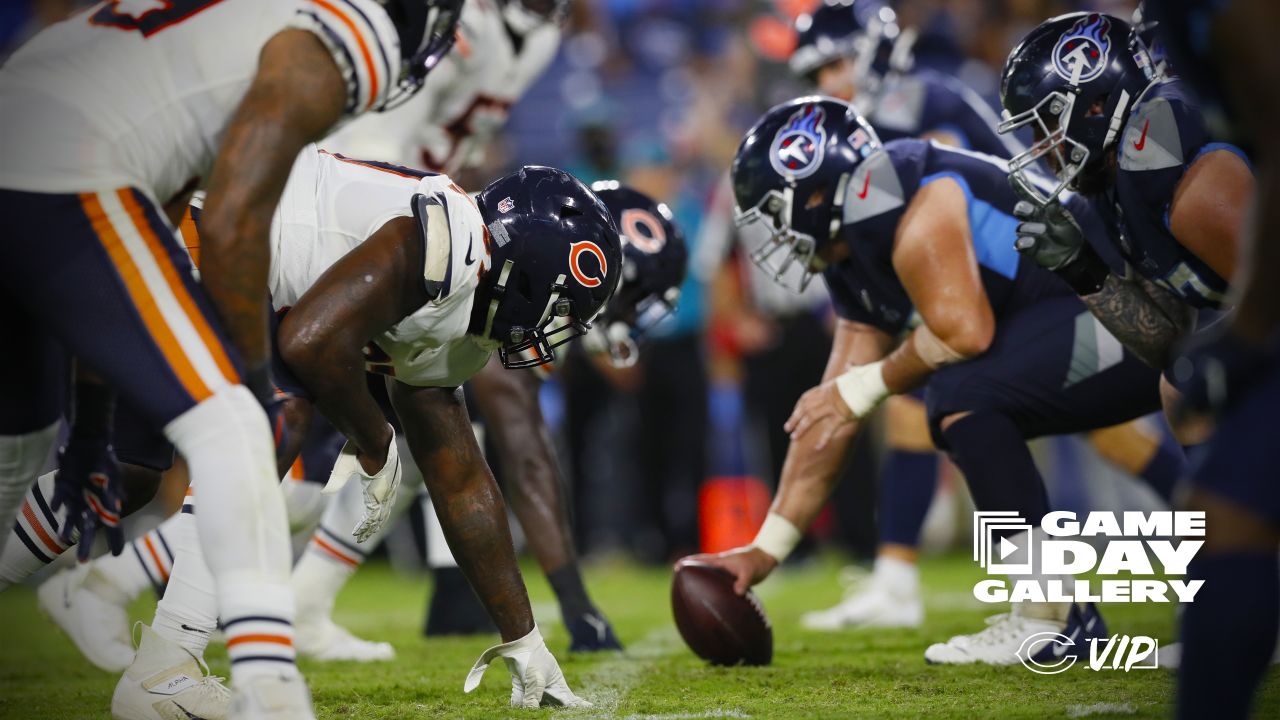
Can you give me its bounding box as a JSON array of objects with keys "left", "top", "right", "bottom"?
[
  {"left": 1100, "top": 78, "right": 1248, "bottom": 309},
  {"left": 822, "top": 139, "right": 1107, "bottom": 335},
  {"left": 868, "top": 68, "right": 1024, "bottom": 161}
]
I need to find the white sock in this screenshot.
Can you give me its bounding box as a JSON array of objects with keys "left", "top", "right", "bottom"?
[
  {"left": 424, "top": 496, "right": 458, "bottom": 569},
  {"left": 872, "top": 554, "right": 920, "bottom": 595},
  {"left": 0, "top": 470, "right": 69, "bottom": 589},
  {"left": 0, "top": 423, "right": 59, "bottom": 552},
  {"left": 94, "top": 514, "right": 183, "bottom": 599},
  {"left": 165, "top": 387, "right": 296, "bottom": 682},
  {"left": 150, "top": 508, "right": 217, "bottom": 659}
]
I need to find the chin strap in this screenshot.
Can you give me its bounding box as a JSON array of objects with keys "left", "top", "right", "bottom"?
[{"left": 482, "top": 259, "right": 515, "bottom": 342}]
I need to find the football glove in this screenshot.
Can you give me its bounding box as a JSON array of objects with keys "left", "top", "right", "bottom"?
[
  {"left": 323, "top": 427, "right": 402, "bottom": 543},
  {"left": 1010, "top": 179, "right": 1110, "bottom": 295},
  {"left": 51, "top": 436, "right": 125, "bottom": 562},
  {"left": 464, "top": 626, "right": 590, "bottom": 708}
]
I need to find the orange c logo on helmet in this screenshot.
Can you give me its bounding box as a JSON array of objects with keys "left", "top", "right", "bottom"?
[
  {"left": 569, "top": 241, "right": 608, "bottom": 288},
  {"left": 619, "top": 208, "right": 667, "bottom": 254}
]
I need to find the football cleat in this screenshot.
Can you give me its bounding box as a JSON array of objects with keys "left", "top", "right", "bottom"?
[
  {"left": 924, "top": 603, "right": 1107, "bottom": 666},
  {"left": 38, "top": 564, "right": 135, "bottom": 672},
  {"left": 295, "top": 617, "right": 394, "bottom": 662},
  {"left": 800, "top": 570, "right": 924, "bottom": 631},
  {"left": 565, "top": 609, "right": 623, "bottom": 652},
  {"left": 228, "top": 674, "right": 315, "bottom": 720},
  {"left": 111, "top": 623, "right": 230, "bottom": 720}
]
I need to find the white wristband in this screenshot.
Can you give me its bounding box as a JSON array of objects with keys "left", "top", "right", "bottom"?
[
  {"left": 834, "top": 361, "right": 890, "bottom": 418},
  {"left": 751, "top": 512, "right": 803, "bottom": 563}
]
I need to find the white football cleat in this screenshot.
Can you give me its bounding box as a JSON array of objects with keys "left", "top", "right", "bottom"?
[
  {"left": 38, "top": 565, "right": 135, "bottom": 672},
  {"left": 800, "top": 573, "right": 923, "bottom": 630},
  {"left": 111, "top": 623, "right": 230, "bottom": 720},
  {"left": 229, "top": 674, "right": 315, "bottom": 720},
  {"left": 923, "top": 611, "right": 1061, "bottom": 666},
  {"left": 295, "top": 617, "right": 394, "bottom": 662}
]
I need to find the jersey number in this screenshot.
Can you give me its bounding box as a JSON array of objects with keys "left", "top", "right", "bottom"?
[
  {"left": 90, "top": 0, "right": 227, "bottom": 38},
  {"left": 1154, "top": 262, "right": 1227, "bottom": 307}
]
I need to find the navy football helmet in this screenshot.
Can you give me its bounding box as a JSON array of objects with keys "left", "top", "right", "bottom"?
[
  {"left": 731, "top": 96, "right": 882, "bottom": 292},
  {"left": 1129, "top": 3, "right": 1170, "bottom": 81},
  {"left": 790, "top": 0, "right": 911, "bottom": 105},
  {"left": 588, "top": 182, "right": 689, "bottom": 366},
  {"left": 998, "top": 12, "right": 1151, "bottom": 203},
  {"left": 476, "top": 166, "right": 623, "bottom": 369},
  {"left": 381, "top": 0, "right": 464, "bottom": 110},
  {"left": 499, "top": 0, "right": 570, "bottom": 34}
]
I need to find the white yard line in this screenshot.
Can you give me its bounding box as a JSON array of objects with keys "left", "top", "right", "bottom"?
[
  {"left": 1066, "top": 702, "right": 1138, "bottom": 717},
  {"left": 567, "top": 626, "right": 682, "bottom": 718}
]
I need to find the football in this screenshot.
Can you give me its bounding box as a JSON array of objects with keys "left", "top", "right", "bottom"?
[{"left": 671, "top": 561, "right": 773, "bottom": 666}]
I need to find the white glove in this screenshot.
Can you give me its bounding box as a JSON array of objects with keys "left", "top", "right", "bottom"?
[
  {"left": 463, "top": 626, "right": 591, "bottom": 708},
  {"left": 322, "top": 427, "right": 402, "bottom": 543}
]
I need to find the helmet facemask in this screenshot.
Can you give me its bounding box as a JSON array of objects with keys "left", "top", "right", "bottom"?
[
  {"left": 381, "top": 0, "right": 463, "bottom": 111},
  {"left": 483, "top": 260, "right": 597, "bottom": 369},
  {"left": 999, "top": 91, "right": 1089, "bottom": 204},
  {"left": 735, "top": 186, "right": 826, "bottom": 293}
]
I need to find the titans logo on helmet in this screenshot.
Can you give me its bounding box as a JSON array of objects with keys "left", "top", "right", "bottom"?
[
  {"left": 1052, "top": 14, "right": 1112, "bottom": 85},
  {"left": 769, "top": 104, "right": 827, "bottom": 179}
]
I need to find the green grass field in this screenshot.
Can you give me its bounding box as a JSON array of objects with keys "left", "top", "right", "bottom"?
[{"left": 2, "top": 553, "right": 1277, "bottom": 719}]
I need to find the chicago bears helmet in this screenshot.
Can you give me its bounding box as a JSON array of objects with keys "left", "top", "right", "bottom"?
[
  {"left": 380, "top": 0, "right": 464, "bottom": 110},
  {"left": 476, "top": 166, "right": 623, "bottom": 369},
  {"left": 499, "top": 0, "right": 570, "bottom": 35},
  {"left": 790, "top": 0, "right": 910, "bottom": 104},
  {"left": 588, "top": 182, "right": 689, "bottom": 366},
  {"left": 731, "top": 96, "right": 882, "bottom": 292},
  {"left": 998, "top": 12, "right": 1151, "bottom": 203}
]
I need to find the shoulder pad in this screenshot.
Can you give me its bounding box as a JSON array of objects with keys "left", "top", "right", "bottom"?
[
  {"left": 870, "top": 76, "right": 926, "bottom": 133},
  {"left": 842, "top": 150, "right": 904, "bottom": 225},
  {"left": 411, "top": 192, "right": 454, "bottom": 301},
  {"left": 1119, "top": 96, "right": 1184, "bottom": 172}
]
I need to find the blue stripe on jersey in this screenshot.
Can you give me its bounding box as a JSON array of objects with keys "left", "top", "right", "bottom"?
[
  {"left": 933, "top": 123, "right": 971, "bottom": 150},
  {"left": 922, "top": 171, "right": 1019, "bottom": 280},
  {"left": 1193, "top": 142, "right": 1253, "bottom": 171}
]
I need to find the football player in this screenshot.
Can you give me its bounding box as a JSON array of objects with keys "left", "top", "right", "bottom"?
[
  {"left": 688, "top": 97, "right": 1167, "bottom": 666},
  {"left": 0, "top": 1, "right": 461, "bottom": 716},
  {"left": 789, "top": 0, "right": 1185, "bottom": 632}
]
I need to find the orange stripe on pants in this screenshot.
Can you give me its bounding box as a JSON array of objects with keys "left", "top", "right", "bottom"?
[
  {"left": 80, "top": 192, "right": 211, "bottom": 403},
  {"left": 117, "top": 190, "right": 239, "bottom": 385}
]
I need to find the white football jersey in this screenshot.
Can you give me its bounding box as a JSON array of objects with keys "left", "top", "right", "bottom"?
[
  {"left": 268, "top": 146, "right": 497, "bottom": 388},
  {"left": 322, "top": 0, "right": 559, "bottom": 173},
  {"left": 0, "top": 0, "right": 401, "bottom": 203}
]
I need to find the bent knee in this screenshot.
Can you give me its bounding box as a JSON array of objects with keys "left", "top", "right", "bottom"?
[{"left": 885, "top": 395, "right": 935, "bottom": 452}]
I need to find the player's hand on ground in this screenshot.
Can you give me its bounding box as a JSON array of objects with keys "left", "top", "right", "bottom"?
[
  {"left": 565, "top": 607, "right": 624, "bottom": 652},
  {"left": 51, "top": 437, "right": 125, "bottom": 562},
  {"left": 464, "top": 626, "right": 591, "bottom": 708},
  {"left": 1010, "top": 179, "right": 1086, "bottom": 272},
  {"left": 677, "top": 547, "right": 778, "bottom": 596},
  {"left": 785, "top": 380, "right": 856, "bottom": 451},
  {"left": 323, "top": 426, "right": 403, "bottom": 543}
]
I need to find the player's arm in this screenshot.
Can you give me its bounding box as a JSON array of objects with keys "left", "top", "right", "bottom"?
[
  {"left": 468, "top": 356, "right": 576, "bottom": 574},
  {"left": 277, "top": 217, "right": 425, "bottom": 472},
  {"left": 197, "top": 30, "right": 348, "bottom": 394},
  {"left": 1169, "top": 149, "right": 1252, "bottom": 282},
  {"left": 881, "top": 177, "right": 994, "bottom": 392},
  {"left": 387, "top": 380, "right": 536, "bottom": 642},
  {"left": 680, "top": 318, "right": 894, "bottom": 594}
]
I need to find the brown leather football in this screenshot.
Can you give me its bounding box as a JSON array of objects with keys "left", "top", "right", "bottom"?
[{"left": 671, "top": 561, "right": 772, "bottom": 666}]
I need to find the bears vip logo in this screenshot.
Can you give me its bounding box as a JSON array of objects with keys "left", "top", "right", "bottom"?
[
  {"left": 1052, "top": 14, "right": 1112, "bottom": 85},
  {"left": 769, "top": 104, "right": 827, "bottom": 179}
]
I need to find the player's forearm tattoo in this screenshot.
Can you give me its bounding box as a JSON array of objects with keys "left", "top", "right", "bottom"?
[{"left": 1081, "top": 273, "right": 1193, "bottom": 369}]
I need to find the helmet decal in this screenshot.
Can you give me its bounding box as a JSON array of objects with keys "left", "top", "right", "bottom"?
[
  {"left": 619, "top": 208, "right": 667, "bottom": 254},
  {"left": 769, "top": 104, "right": 828, "bottom": 179},
  {"left": 569, "top": 240, "right": 608, "bottom": 288},
  {"left": 1052, "top": 14, "right": 1112, "bottom": 85}
]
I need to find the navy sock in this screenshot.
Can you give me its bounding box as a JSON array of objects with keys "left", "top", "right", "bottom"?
[
  {"left": 878, "top": 450, "right": 938, "bottom": 546},
  {"left": 1177, "top": 551, "right": 1279, "bottom": 720},
  {"left": 1137, "top": 437, "right": 1186, "bottom": 503},
  {"left": 941, "top": 411, "right": 1048, "bottom": 523}
]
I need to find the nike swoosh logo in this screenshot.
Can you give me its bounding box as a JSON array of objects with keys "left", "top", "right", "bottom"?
[
  {"left": 173, "top": 702, "right": 205, "bottom": 720},
  {"left": 464, "top": 241, "right": 475, "bottom": 266},
  {"left": 856, "top": 172, "right": 872, "bottom": 199},
  {"left": 1051, "top": 627, "right": 1082, "bottom": 657},
  {"left": 181, "top": 624, "right": 210, "bottom": 635},
  {"left": 1133, "top": 119, "right": 1149, "bottom": 151}
]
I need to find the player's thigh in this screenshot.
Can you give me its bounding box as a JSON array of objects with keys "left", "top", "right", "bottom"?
[
  {"left": 924, "top": 296, "right": 1163, "bottom": 445},
  {"left": 0, "top": 285, "right": 67, "bottom": 434},
  {"left": 0, "top": 187, "right": 243, "bottom": 429}
]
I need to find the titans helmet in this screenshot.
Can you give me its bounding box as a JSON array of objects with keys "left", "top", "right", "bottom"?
[
  {"left": 790, "top": 0, "right": 908, "bottom": 103},
  {"left": 998, "top": 12, "right": 1151, "bottom": 203},
  {"left": 588, "top": 182, "right": 689, "bottom": 366},
  {"left": 1129, "top": 3, "right": 1171, "bottom": 82},
  {"left": 476, "top": 166, "right": 623, "bottom": 369},
  {"left": 380, "top": 0, "right": 464, "bottom": 110},
  {"left": 731, "top": 96, "right": 882, "bottom": 292}
]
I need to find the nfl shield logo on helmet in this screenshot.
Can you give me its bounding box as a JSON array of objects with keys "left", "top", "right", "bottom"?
[
  {"left": 1052, "top": 14, "right": 1112, "bottom": 85},
  {"left": 769, "top": 104, "right": 827, "bottom": 179},
  {"left": 497, "top": 196, "right": 515, "bottom": 213}
]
